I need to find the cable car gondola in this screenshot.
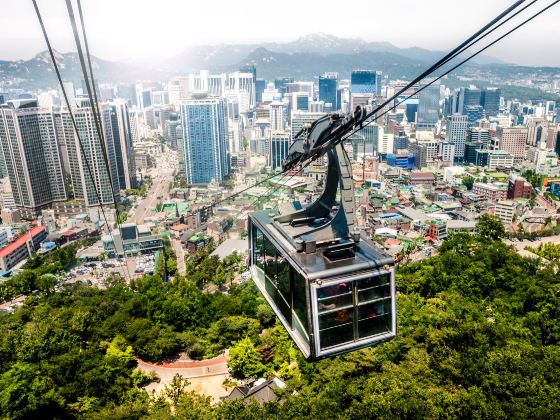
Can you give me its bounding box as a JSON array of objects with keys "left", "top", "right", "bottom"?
[{"left": 249, "top": 111, "right": 396, "bottom": 360}]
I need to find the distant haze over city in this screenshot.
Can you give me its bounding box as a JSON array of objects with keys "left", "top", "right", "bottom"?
[{"left": 1, "top": 0, "right": 560, "bottom": 66}]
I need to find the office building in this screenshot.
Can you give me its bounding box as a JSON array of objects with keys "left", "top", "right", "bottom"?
[
  {"left": 58, "top": 98, "right": 120, "bottom": 207},
  {"left": 474, "top": 150, "right": 514, "bottom": 170},
  {"left": 465, "top": 141, "right": 485, "bottom": 164},
  {"left": 468, "top": 127, "right": 490, "bottom": 145},
  {"left": 319, "top": 73, "right": 338, "bottom": 111},
  {"left": 269, "top": 131, "right": 290, "bottom": 170},
  {"left": 350, "top": 70, "right": 376, "bottom": 95},
  {"left": 481, "top": 88, "right": 501, "bottom": 116},
  {"left": 409, "top": 137, "right": 439, "bottom": 168},
  {"left": 445, "top": 114, "right": 469, "bottom": 162},
  {"left": 261, "top": 83, "right": 282, "bottom": 103},
  {"left": 180, "top": 97, "right": 229, "bottom": 184},
  {"left": 378, "top": 132, "right": 394, "bottom": 155},
  {"left": 291, "top": 111, "right": 326, "bottom": 140},
  {"left": 270, "top": 101, "right": 286, "bottom": 132},
  {"left": 460, "top": 87, "right": 482, "bottom": 113},
  {"left": 387, "top": 153, "right": 414, "bottom": 170},
  {"left": 465, "top": 105, "right": 484, "bottom": 127},
  {"left": 438, "top": 141, "right": 456, "bottom": 164},
  {"left": 494, "top": 126, "right": 528, "bottom": 163},
  {"left": 274, "top": 78, "right": 294, "bottom": 96},
  {"left": 0, "top": 100, "right": 67, "bottom": 218},
  {"left": 417, "top": 81, "right": 440, "bottom": 129},
  {"left": 255, "top": 79, "right": 266, "bottom": 104},
  {"left": 228, "top": 72, "right": 255, "bottom": 109}
]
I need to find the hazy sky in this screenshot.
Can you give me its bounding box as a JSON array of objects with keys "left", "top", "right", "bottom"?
[{"left": 1, "top": 0, "right": 559, "bottom": 66}]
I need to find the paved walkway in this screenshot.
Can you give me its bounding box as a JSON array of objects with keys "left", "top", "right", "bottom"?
[
  {"left": 136, "top": 354, "right": 231, "bottom": 401},
  {"left": 171, "top": 238, "right": 186, "bottom": 276}
]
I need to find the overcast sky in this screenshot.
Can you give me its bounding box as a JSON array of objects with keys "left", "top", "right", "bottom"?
[{"left": 0, "top": 0, "right": 559, "bottom": 66}]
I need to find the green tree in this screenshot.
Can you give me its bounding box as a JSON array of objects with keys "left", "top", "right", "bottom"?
[
  {"left": 462, "top": 175, "right": 475, "bottom": 191},
  {"left": 476, "top": 214, "right": 506, "bottom": 240},
  {"left": 164, "top": 374, "right": 190, "bottom": 407},
  {"left": 228, "top": 337, "right": 266, "bottom": 379}
]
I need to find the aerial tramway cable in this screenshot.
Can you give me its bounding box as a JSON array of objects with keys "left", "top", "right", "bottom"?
[
  {"left": 30, "top": 0, "right": 129, "bottom": 278},
  {"left": 68, "top": 0, "right": 133, "bottom": 280},
  {"left": 337, "top": 0, "right": 560, "bottom": 149}
]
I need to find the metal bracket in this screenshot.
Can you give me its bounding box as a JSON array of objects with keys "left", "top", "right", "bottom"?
[{"left": 273, "top": 142, "right": 357, "bottom": 252}]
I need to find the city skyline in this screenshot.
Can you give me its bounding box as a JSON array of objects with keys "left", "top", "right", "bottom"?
[{"left": 1, "top": 0, "right": 560, "bottom": 66}]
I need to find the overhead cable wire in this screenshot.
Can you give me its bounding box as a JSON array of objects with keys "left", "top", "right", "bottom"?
[
  {"left": 340, "top": 0, "right": 560, "bottom": 145},
  {"left": 64, "top": 0, "right": 121, "bottom": 215},
  {"left": 66, "top": 0, "right": 136, "bottom": 280},
  {"left": 291, "top": 0, "right": 535, "bottom": 166},
  {"left": 31, "top": 0, "right": 119, "bottom": 270}
]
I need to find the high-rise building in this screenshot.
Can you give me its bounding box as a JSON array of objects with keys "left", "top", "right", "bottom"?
[
  {"left": 269, "top": 131, "right": 290, "bottom": 170},
  {"left": 0, "top": 99, "right": 67, "bottom": 218},
  {"left": 408, "top": 135, "right": 439, "bottom": 168},
  {"left": 481, "top": 88, "right": 501, "bottom": 117},
  {"left": 108, "top": 99, "right": 136, "bottom": 190},
  {"left": 290, "top": 111, "right": 326, "bottom": 140},
  {"left": 445, "top": 114, "right": 469, "bottom": 161},
  {"left": 270, "top": 101, "right": 286, "bottom": 132},
  {"left": 417, "top": 81, "right": 440, "bottom": 129},
  {"left": 468, "top": 127, "right": 490, "bottom": 145},
  {"left": 494, "top": 126, "right": 528, "bottom": 163},
  {"left": 255, "top": 79, "right": 266, "bottom": 104},
  {"left": 460, "top": 87, "right": 482, "bottom": 113},
  {"left": 438, "top": 141, "right": 456, "bottom": 164},
  {"left": 464, "top": 105, "right": 485, "bottom": 127},
  {"left": 228, "top": 72, "right": 255, "bottom": 109},
  {"left": 58, "top": 98, "right": 120, "bottom": 207},
  {"left": 180, "top": 97, "right": 229, "bottom": 184},
  {"left": 350, "top": 70, "right": 376, "bottom": 94},
  {"left": 319, "top": 73, "right": 338, "bottom": 111},
  {"left": 274, "top": 78, "right": 294, "bottom": 96},
  {"left": 240, "top": 64, "right": 257, "bottom": 85}
]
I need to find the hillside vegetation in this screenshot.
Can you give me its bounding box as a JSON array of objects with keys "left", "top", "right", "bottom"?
[{"left": 1, "top": 225, "right": 559, "bottom": 419}]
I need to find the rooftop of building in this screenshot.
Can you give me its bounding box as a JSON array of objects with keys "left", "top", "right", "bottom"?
[{"left": 0, "top": 225, "right": 46, "bottom": 259}]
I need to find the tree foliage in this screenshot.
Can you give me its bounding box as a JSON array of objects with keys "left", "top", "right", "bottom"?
[{"left": 2, "top": 234, "right": 560, "bottom": 418}]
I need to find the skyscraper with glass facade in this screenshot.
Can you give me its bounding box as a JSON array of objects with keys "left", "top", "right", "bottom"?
[
  {"left": 319, "top": 73, "right": 338, "bottom": 111},
  {"left": 417, "top": 81, "right": 440, "bottom": 129},
  {"left": 350, "top": 70, "right": 377, "bottom": 94},
  {"left": 180, "top": 97, "right": 229, "bottom": 184}
]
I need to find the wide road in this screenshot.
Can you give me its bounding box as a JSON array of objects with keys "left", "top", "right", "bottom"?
[{"left": 134, "top": 146, "right": 177, "bottom": 225}]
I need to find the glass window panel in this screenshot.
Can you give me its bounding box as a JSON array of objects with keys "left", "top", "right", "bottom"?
[
  {"left": 254, "top": 227, "right": 265, "bottom": 270},
  {"left": 275, "top": 291, "right": 291, "bottom": 326},
  {"left": 317, "top": 282, "right": 352, "bottom": 299},
  {"left": 320, "top": 324, "right": 354, "bottom": 349},
  {"left": 263, "top": 236, "right": 277, "bottom": 280},
  {"left": 293, "top": 272, "right": 308, "bottom": 332},
  {"left": 277, "top": 254, "right": 291, "bottom": 303},
  {"left": 319, "top": 308, "right": 354, "bottom": 330},
  {"left": 358, "top": 299, "right": 391, "bottom": 321},
  {"left": 318, "top": 293, "right": 353, "bottom": 313},
  {"left": 356, "top": 274, "right": 390, "bottom": 291},
  {"left": 357, "top": 314, "right": 392, "bottom": 338},
  {"left": 358, "top": 284, "right": 391, "bottom": 303}
]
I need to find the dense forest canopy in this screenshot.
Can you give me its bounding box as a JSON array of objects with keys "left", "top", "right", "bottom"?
[{"left": 1, "top": 227, "right": 560, "bottom": 419}]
